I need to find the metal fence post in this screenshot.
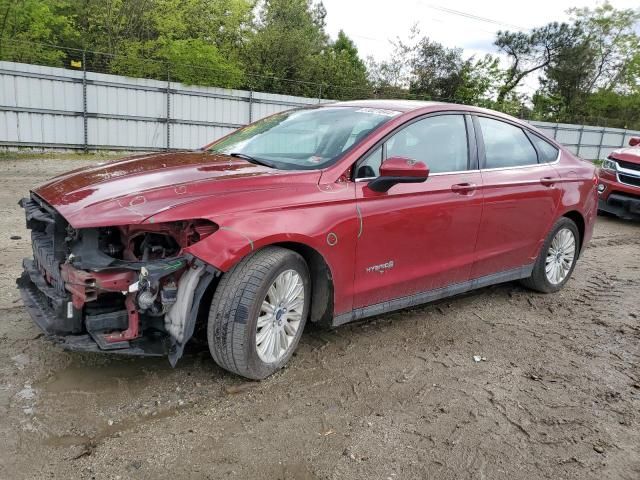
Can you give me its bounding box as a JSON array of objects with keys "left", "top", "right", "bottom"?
[
  {"left": 576, "top": 125, "right": 584, "bottom": 158},
  {"left": 596, "top": 127, "right": 605, "bottom": 161},
  {"left": 166, "top": 68, "right": 171, "bottom": 151},
  {"left": 248, "top": 89, "right": 253, "bottom": 123},
  {"left": 82, "top": 50, "right": 88, "bottom": 152}
]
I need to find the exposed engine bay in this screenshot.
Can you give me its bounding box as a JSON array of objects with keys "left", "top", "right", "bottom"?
[{"left": 16, "top": 194, "right": 219, "bottom": 364}]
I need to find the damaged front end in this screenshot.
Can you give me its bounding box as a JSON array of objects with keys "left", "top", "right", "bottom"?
[{"left": 16, "top": 194, "right": 220, "bottom": 365}]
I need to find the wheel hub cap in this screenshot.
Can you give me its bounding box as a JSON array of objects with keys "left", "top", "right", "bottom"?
[
  {"left": 545, "top": 228, "right": 576, "bottom": 285},
  {"left": 256, "top": 270, "right": 304, "bottom": 363}
]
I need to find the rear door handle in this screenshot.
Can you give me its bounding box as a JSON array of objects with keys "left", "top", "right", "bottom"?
[
  {"left": 540, "top": 177, "right": 561, "bottom": 186},
  {"left": 451, "top": 182, "right": 477, "bottom": 194}
]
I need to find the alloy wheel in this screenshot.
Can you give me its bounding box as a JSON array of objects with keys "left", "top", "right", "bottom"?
[
  {"left": 545, "top": 228, "right": 576, "bottom": 285},
  {"left": 256, "top": 269, "right": 305, "bottom": 363}
]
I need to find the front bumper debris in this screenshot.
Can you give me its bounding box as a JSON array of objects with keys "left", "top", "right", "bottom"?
[
  {"left": 17, "top": 263, "right": 169, "bottom": 356},
  {"left": 16, "top": 193, "right": 221, "bottom": 361}
]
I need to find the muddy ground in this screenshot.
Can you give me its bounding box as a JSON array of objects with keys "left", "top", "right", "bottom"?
[{"left": 0, "top": 156, "right": 639, "bottom": 480}]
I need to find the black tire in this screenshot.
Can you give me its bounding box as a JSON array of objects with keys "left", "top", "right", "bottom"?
[
  {"left": 207, "top": 246, "right": 310, "bottom": 380},
  {"left": 521, "top": 217, "right": 580, "bottom": 293}
]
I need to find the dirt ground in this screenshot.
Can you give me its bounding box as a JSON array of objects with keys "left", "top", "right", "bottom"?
[{"left": 0, "top": 156, "right": 639, "bottom": 480}]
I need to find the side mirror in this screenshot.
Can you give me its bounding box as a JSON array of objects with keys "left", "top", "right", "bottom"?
[
  {"left": 368, "top": 156, "right": 429, "bottom": 193},
  {"left": 629, "top": 137, "right": 640, "bottom": 147}
]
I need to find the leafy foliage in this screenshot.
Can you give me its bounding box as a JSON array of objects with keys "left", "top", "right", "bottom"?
[
  {"left": 0, "top": 0, "right": 77, "bottom": 65},
  {"left": 530, "top": 2, "right": 640, "bottom": 128}
]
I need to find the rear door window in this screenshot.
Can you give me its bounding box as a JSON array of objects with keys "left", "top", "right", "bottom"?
[{"left": 477, "top": 117, "right": 538, "bottom": 168}]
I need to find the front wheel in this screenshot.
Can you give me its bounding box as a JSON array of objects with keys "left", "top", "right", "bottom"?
[
  {"left": 521, "top": 217, "right": 580, "bottom": 293},
  {"left": 207, "top": 247, "right": 310, "bottom": 379}
]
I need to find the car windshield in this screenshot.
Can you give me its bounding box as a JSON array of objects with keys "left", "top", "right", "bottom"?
[{"left": 207, "top": 106, "right": 400, "bottom": 170}]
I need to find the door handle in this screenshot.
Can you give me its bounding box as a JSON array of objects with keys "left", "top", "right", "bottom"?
[
  {"left": 451, "top": 182, "right": 477, "bottom": 194},
  {"left": 540, "top": 177, "right": 561, "bottom": 186}
]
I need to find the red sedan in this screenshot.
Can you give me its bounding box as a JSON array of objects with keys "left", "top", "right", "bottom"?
[{"left": 18, "top": 100, "right": 598, "bottom": 379}]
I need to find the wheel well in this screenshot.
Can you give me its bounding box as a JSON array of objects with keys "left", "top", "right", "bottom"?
[
  {"left": 194, "top": 243, "right": 334, "bottom": 337},
  {"left": 563, "top": 210, "right": 585, "bottom": 251},
  {"left": 273, "top": 242, "right": 334, "bottom": 325}
]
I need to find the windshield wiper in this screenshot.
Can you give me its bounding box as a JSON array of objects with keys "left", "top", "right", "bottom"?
[{"left": 228, "top": 152, "right": 275, "bottom": 168}]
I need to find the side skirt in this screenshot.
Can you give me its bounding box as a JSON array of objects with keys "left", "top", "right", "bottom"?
[{"left": 332, "top": 264, "right": 534, "bottom": 327}]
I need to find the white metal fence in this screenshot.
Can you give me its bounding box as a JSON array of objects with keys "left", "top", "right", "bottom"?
[
  {"left": 529, "top": 121, "right": 639, "bottom": 162},
  {"left": 1, "top": 61, "right": 639, "bottom": 159},
  {"left": 0, "top": 61, "right": 323, "bottom": 151}
]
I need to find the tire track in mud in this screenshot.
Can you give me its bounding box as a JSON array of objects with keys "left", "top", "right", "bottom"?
[
  {"left": 586, "top": 234, "right": 640, "bottom": 249},
  {"left": 574, "top": 274, "right": 622, "bottom": 320}
]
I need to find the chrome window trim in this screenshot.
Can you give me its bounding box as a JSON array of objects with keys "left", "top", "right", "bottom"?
[
  {"left": 479, "top": 150, "right": 561, "bottom": 172},
  {"left": 355, "top": 152, "right": 560, "bottom": 179},
  {"left": 352, "top": 115, "right": 564, "bottom": 180},
  {"left": 354, "top": 169, "right": 479, "bottom": 182},
  {"left": 430, "top": 170, "right": 479, "bottom": 176}
]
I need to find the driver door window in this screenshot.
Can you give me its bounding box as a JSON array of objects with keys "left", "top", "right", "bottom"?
[{"left": 356, "top": 114, "right": 469, "bottom": 178}]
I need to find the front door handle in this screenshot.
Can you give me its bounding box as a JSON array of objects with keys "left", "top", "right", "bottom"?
[{"left": 451, "top": 182, "right": 477, "bottom": 194}]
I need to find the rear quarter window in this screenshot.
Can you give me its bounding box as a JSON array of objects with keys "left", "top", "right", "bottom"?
[{"left": 530, "top": 133, "right": 560, "bottom": 162}]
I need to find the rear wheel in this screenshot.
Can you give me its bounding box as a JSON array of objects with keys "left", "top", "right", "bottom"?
[
  {"left": 521, "top": 217, "right": 580, "bottom": 293},
  {"left": 207, "top": 247, "right": 310, "bottom": 379}
]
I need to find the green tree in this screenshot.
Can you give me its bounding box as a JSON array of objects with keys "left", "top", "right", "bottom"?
[
  {"left": 570, "top": 1, "right": 640, "bottom": 92},
  {"left": 242, "top": 0, "right": 328, "bottom": 95},
  {"left": 533, "top": 2, "right": 640, "bottom": 125},
  {"left": 369, "top": 30, "right": 502, "bottom": 106},
  {"left": 409, "top": 37, "right": 466, "bottom": 101},
  {"left": 494, "top": 22, "right": 580, "bottom": 106},
  {"left": 309, "top": 30, "right": 371, "bottom": 99},
  {"left": 0, "top": 0, "right": 77, "bottom": 65},
  {"left": 83, "top": 0, "right": 253, "bottom": 86},
  {"left": 455, "top": 55, "right": 502, "bottom": 108}
]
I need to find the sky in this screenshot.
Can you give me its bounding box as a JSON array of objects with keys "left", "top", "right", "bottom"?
[{"left": 322, "top": 0, "right": 639, "bottom": 63}]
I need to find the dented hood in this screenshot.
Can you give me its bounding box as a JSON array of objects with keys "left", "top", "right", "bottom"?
[{"left": 33, "top": 151, "right": 319, "bottom": 228}]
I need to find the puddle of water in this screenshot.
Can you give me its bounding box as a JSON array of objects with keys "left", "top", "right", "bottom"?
[
  {"left": 38, "top": 358, "right": 171, "bottom": 396},
  {"left": 43, "top": 404, "right": 182, "bottom": 448}
]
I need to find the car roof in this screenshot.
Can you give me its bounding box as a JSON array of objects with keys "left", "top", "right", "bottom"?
[
  {"left": 327, "top": 99, "right": 446, "bottom": 112},
  {"left": 321, "top": 99, "right": 563, "bottom": 148},
  {"left": 326, "top": 99, "right": 523, "bottom": 121}
]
